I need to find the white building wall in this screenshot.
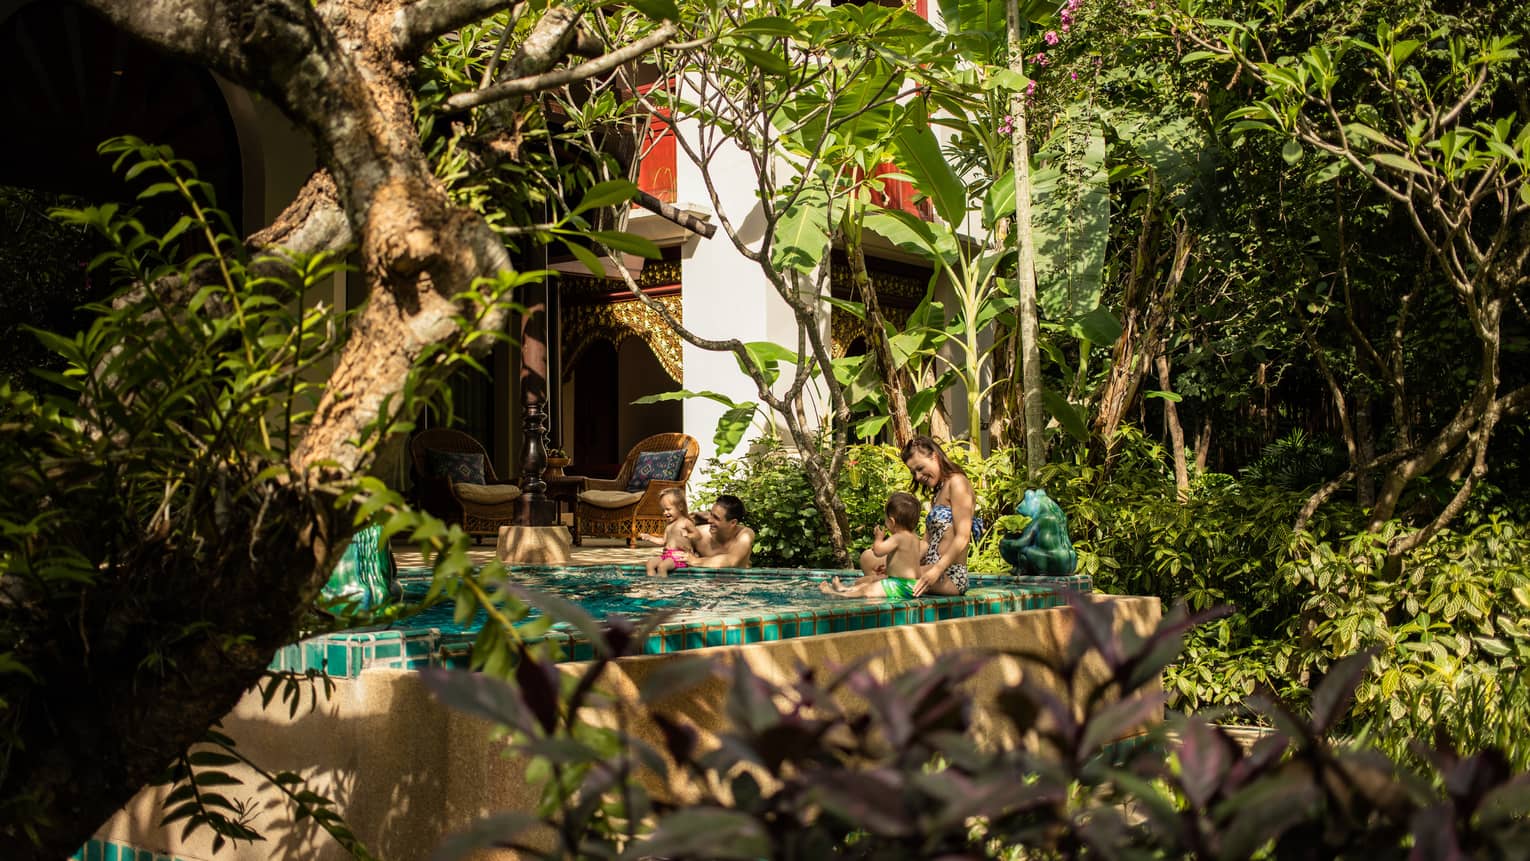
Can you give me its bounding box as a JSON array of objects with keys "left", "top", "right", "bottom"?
[{"left": 673, "top": 118, "right": 802, "bottom": 477}]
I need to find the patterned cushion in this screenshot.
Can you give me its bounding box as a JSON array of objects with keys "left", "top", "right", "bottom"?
[
  {"left": 425, "top": 448, "right": 486, "bottom": 485},
  {"left": 625, "top": 449, "right": 686, "bottom": 492}
]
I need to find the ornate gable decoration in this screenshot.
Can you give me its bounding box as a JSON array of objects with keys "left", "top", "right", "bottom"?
[
  {"left": 561, "top": 293, "right": 683, "bottom": 384},
  {"left": 556, "top": 260, "right": 682, "bottom": 302}
]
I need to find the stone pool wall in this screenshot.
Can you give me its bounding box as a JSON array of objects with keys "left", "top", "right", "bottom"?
[{"left": 88, "top": 595, "right": 1160, "bottom": 860}]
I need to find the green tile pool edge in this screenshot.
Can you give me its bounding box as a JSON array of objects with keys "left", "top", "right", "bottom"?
[
  {"left": 273, "top": 568, "right": 1094, "bottom": 677},
  {"left": 73, "top": 837, "right": 190, "bottom": 861}
]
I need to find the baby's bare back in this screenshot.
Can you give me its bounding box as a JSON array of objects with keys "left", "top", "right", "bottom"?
[{"left": 883, "top": 531, "right": 922, "bottom": 580}]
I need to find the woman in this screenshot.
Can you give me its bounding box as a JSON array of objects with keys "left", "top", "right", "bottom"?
[{"left": 858, "top": 435, "right": 984, "bottom": 596}]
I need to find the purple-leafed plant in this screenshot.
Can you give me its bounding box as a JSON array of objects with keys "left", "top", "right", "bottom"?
[{"left": 423, "top": 590, "right": 1530, "bottom": 859}]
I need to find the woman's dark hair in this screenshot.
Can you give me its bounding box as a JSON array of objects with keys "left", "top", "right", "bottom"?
[
  {"left": 885, "top": 492, "right": 921, "bottom": 531},
  {"left": 900, "top": 434, "right": 966, "bottom": 487}
]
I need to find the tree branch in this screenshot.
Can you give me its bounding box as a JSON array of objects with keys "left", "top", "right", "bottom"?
[
  {"left": 245, "top": 170, "right": 352, "bottom": 259},
  {"left": 392, "top": 0, "right": 519, "bottom": 57},
  {"left": 1293, "top": 447, "right": 1419, "bottom": 535},
  {"left": 76, "top": 0, "right": 253, "bottom": 81},
  {"left": 1498, "top": 382, "right": 1530, "bottom": 417},
  {"left": 500, "top": 4, "right": 585, "bottom": 80},
  {"left": 444, "top": 21, "right": 676, "bottom": 112},
  {"left": 1387, "top": 396, "right": 1499, "bottom": 560}
]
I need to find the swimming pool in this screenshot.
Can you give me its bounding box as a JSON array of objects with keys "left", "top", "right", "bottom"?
[
  {"left": 271, "top": 565, "right": 1093, "bottom": 677},
  {"left": 110, "top": 566, "right": 1145, "bottom": 861}
]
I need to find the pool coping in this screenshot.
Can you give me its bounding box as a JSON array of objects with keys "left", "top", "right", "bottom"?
[{"left": 271, "top": 566, "right": 1093, "bottom": 677}]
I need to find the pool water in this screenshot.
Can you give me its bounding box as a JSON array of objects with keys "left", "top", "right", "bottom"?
[
  {"left": 397, "top": 565, "right": 916, "bottom": 630},
  {"left": 271, "top": 565, "right": 1094, "bottom": 676}
]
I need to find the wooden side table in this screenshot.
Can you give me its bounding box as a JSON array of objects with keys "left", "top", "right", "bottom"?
[{"left": 543, "top": 475, "right": 586, "bottom": 545}]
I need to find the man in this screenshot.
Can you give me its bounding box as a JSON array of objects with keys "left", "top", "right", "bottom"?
[{"left": 684, "top": 494, "right": 754, "bottom": 568}]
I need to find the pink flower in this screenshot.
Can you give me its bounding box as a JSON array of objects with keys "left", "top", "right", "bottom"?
[
  {"left": 1070, "top": 70, "right": 1079, "bottom": 81},
  {"left": 1044, "top": 30, "right": 1060, "bottom": 45},
  {"left": 997, "top": 114, "right": 1015, "bottom": 135},
  {"left": 1033, "top": 52, "right": 1050, "bottom": 66},
  {"left": 1025, "top": 79, "right": 1038, "bottom": 97}
]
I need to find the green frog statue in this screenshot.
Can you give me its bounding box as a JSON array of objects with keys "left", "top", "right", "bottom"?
[
  {"left": 320, "top": 522, "right": 399, "bottom": 613},
  {"left": 998, "top": 489, "right": 1078, "bottom": 577}
]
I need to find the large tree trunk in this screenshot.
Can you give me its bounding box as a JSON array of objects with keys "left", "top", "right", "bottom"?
[
  {"left": 986, "top": 322, "right": 1020, "bottom": 449},
  {"left": 4, "top": 1, "right": 618, "bottom": 856},
  {"left": 1094, "top": 217, "right": 1191, "bottom": 464},
  {"left": 845, "top": 229, "right": 914, "bottom": 447},
  {"left": 1368, "top": 299, "right": 1504, "bottom": 535},
  {"left": 1007, "top": 1, "right": 1045, "bottom": 476},
  {"left": 1154, "top": 350, "right": 1189, "bottom": 501}
]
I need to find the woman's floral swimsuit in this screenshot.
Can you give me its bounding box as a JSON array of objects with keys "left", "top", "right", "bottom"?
[{"left": 922, "top": 497, "right": 984, "bottom": 596}]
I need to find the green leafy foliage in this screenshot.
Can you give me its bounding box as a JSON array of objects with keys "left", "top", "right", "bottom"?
[
  {"left": 1242, "top": 428, "right": 1349, "bottom": 490},
  {"left": 0, "top": 186, "right": 102, "bottom": 386},
  {"left": 0, "top": 136, "right": 374, "bottom": 850},
  {"left": 1288, "top": 518, "right": 1530, "bottom": 769},
  {"left": 0, "top": 137, "right": 552, "bottom": 855},
  {"left": 426, "top": 588, "right": 1530, "bottom": 859},
  {"left": 1030, "top": 108, "right": 1110, "bottom": 322},
  {"left": 988, "top": 427, "right": 1530, "bottom": 769}
]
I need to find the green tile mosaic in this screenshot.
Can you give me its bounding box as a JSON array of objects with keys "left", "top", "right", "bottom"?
[
  {"left": 272, "top": 567, "right": 1092, "bottom": 675},
  {"left": 73, "top": 839, "right": 187, "bottom": 861}
]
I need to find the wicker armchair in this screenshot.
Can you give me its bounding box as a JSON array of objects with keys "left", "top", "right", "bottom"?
[
  {"left": 571, "top": 433, "right": 700, "bottom": 546},
  {"left": 409, "top": 428, "right": 522, "bottom": 540}
]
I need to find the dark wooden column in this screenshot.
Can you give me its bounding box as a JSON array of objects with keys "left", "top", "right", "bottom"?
[{"left": 514, "top": 279, "right": 556, "bottom": 526}]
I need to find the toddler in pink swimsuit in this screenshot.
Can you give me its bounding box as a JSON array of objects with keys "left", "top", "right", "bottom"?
[{"left": 643, "top": 488, "right": 695, "bottom": 577}]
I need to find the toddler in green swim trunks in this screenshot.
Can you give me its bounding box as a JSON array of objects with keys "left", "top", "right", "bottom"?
[{"left": 820, "top": 492, "right": 923, "bottom": 601}]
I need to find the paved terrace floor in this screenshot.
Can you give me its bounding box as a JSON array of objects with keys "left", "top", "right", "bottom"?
[{"left": 391, "top": 536, "right": 654, "bottom": 569}]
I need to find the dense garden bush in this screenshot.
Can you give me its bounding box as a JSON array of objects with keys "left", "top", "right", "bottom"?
[
  {"left": 697, "top": 429, "right": 1530, "bottom": 769},
  {"left": 1021, "top": 431, "right": 1530, "bottom": 768},
  {"left": 425, "top": 590, "right": 1530, "bottom": 859}
]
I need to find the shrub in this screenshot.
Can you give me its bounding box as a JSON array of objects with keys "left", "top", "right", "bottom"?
[
  {"left": 1286, "top": 518, "right": 1530, "bottom": 769},
  {"left": 1241, "top": 428, "right": 1350, "bottom": 490},
  {"left": 425, "top": 592, "right": 1530, "bottom": 859},
  {"left": 699, "top": 429, "right": 1530, "bottom": 767},
  {"left": 958, "top": 427, "right": 1530, "bottom": 767}
]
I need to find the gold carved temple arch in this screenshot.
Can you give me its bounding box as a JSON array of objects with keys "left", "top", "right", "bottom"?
[{"left": 559, "top": 260, "right": 683, "bottom": 384}]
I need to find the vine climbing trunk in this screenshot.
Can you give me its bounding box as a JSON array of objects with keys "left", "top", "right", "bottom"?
[{"left": 1007, "top": 0, "right": 1045, "bottom": 478}]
